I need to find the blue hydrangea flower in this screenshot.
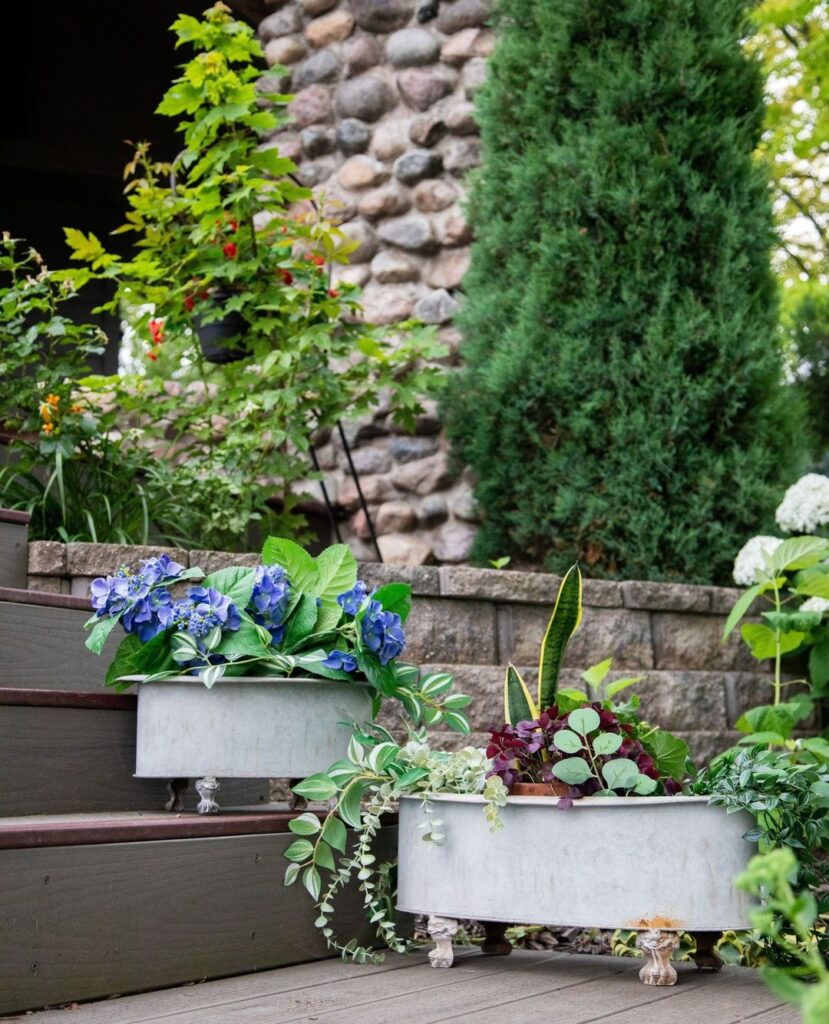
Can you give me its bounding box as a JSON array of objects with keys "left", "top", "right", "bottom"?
[
  {"left": 90, "top": 568, "right": 149, "bottom": 618},
  {"left": 337, "top": 580, "right": 368, "bottom": 616},
  {"left": 138, "top": 555, "right": 185, "bottom": 584},
  {"left": 122, "top": 588, "right": 176, "bottom": 642},
  {"left": 360, "top": 599, "right": 405, "bottom": 665},
  {"left": 322, "top": 649, "right": 358, "bottom": 672},
  {"left": 172, "top": 586, "right": 241, "bottom": 640},
  {"left": 248, "top": 565, "right": 291, "bottom": 643}
]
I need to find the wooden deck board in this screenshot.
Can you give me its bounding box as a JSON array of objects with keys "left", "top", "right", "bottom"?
[{"left": 16, "top": 950, "right": 789, "bottom": 1024}]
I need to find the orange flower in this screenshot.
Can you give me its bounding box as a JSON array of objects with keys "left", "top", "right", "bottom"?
[
  {"left": 39, "top": 403, "right": 52, "bottom": 422},
  {"left": 42, "top": 422, "right": 54, "bottom": 434},
  {"left": 70, "top": 403, "right": 84, "bottom": 414},
  {"left": 46, "top": 393, "right": 60, "bottom": 407}
]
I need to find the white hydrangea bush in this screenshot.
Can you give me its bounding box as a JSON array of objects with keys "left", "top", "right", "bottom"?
[
  {"left": 733, "top": 535, "right": 783, "bottom": 586},
  {"left": 776, "top": 474, "right": 829, "bottom": 534},
  {"left": 799, "top": 596, "right": 829, "bottom": 615}
]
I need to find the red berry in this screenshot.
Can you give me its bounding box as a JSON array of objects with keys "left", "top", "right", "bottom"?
[
  {"left": 313, "top": 255, "right": 324, "bottom": 267},
  {"left": 183, "top": 295, "right": 195, "bottom": 312},
  {"left": 223, "top": 242, "right": 238, "bottom": 259},
  {"left": 228, "top": 220, "right": 238, "bottom": 233},
  {"left": 328, "top": 288, "right": 339, "bottom": 298},
  {"left": 279, "top": 269, "right": 294, "bottom": 286},
  {"left": 147, "top": 351, "right": 158, "bottom": 362}
]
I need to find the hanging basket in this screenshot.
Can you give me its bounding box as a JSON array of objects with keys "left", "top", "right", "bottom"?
[{"left": 193, "top": 292, "right": 249, "bottom": 364}]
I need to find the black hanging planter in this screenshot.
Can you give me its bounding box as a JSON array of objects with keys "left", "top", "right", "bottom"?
[{"left": 194, "top": 292, "right": 249, "bottom": 364}]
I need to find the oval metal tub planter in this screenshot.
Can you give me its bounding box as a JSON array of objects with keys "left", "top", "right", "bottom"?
[
  {"left": 133, "top": 675, "right": 372, "bottom": 814},
  {"left": 397, "top": 793, "right": 756, "bottom": 986}
]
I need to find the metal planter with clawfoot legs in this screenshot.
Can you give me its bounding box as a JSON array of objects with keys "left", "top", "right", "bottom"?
[{"left": 398, "top": 794, "right": 755, "bottom": 985}]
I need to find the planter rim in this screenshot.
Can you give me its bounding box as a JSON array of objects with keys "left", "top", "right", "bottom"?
[
  {"left": 124, "top": 674, "right": 371, "bottom": 689},
  {"left": 400, "top": 793, "right": 714, "bottom": 808}
]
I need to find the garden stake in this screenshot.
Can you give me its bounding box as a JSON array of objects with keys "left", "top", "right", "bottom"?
[
  {"left": 309, "top": 445, "right": 343, "bottom": 545},
  {"left": 337, "top": 420, "right": 383, "bottom": 562}
]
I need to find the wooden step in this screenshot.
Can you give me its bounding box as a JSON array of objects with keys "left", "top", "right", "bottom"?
[
  {"left": 0, "top": 585, "right": 105, "bottom": 690},
  {"left": 0, "top": 589, "right": 268, "bottom": 813},
  {"left": 0, "top": 810, "right": 402, "bottom": 1014},
  {"left": 0, "top": 687, "right": 268, "bottom": 815},
  {"left": 0, "top": 508, "right": 29, "bottom": 589}
]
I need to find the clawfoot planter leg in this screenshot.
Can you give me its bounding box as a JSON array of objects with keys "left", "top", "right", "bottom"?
[
  {"left": 636, "top": 930, "right": 679, "bottom": 986},
  {"left": 691, "top": 931, "right": 723, "bottom": 972},
  {"left": 195, "top": 775, "right": 220, "bottom": 814},
  {"left": 482, "top": 921, "right": 512, "bottom": 956},
  {"left": 165, "top": 778, "right": 189, "bottom": 812},
  {"left": 427, "top": 916, "right": 459, "bottom": 968}
]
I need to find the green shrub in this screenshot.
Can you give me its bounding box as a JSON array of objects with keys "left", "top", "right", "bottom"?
[{"left": 445, "top": 0, "right": 804, "bottom": 583}]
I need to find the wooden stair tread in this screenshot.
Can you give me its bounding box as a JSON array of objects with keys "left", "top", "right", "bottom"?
[
  {"left": 0, "top": 583, "right": 89, "bottom": 610},
  {"left": 0, "top": 804, "right": 339, "bottom": 848},
  {"left": 0, "top": 507, "right": 31, "bottom": 524},
  {"left": 0, "top": 806, "right": 400, "bottom": 849},
  {"left": 0, "top": 687, "right": 134, "bottom": 708}
]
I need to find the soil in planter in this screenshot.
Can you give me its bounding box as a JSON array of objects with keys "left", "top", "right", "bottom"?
[{"left": 509, "top": 782, "right": 569, "bottom": 798}]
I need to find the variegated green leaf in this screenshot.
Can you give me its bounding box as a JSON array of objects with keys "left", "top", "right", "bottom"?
[{"left": 538, "top": 564, "right": 582, "bottom": 709}]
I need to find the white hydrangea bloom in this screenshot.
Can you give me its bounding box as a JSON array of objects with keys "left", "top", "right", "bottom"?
[
  {"left": 800, "top": 596, "right": 829, "bottom": 614},
  {"left": 733, "top": 535, "right": 783, "bottom": 586},
  {"left": 776, "top": 474, "right": 829, "bottom": 533}
]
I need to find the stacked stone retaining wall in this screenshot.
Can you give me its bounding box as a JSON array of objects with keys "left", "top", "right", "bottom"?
[{"left": 27, "top": 540, "right": 799, "bottom": 762}]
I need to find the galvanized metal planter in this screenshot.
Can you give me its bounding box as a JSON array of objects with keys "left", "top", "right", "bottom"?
[
  {"left": 397, "top": 793, "right": 756, "bottom": 985},
  {"left": 134, "top": 676, "right": 372, "bottom": 813}
]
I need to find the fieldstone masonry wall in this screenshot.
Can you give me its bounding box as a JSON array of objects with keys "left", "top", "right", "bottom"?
[
  {"left": 255, "top": 0, "right": 491, "bottom": 565},
  {"left": 27, "top": 540, "right": 814, "bottom": 763}
]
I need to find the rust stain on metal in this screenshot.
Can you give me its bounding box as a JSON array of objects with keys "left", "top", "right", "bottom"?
[{"left": 627, "top": 916, "right": 683, "bottom": 929}]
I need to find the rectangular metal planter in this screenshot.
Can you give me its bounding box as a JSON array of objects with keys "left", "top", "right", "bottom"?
[
  {"left": 398, "top": 793, "right": 755, "bottom": 933},
  {"left": 135, "top": 675, "right": 372, "bottom": 779}
]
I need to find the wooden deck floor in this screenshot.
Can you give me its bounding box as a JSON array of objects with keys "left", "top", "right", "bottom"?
[{"left": 13, "top": 949, "right": 798, "bottom": 1024}]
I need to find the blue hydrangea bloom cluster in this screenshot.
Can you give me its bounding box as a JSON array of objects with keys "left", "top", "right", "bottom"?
[
  {"left": 90, "top": 555, "right": 186, "bottom": 642},
  {"left": 248, "top": 565, "right": 291, "bottom": 643},
  {"left": 123, "top": 588, "right": 176, "bottom": 642},
  {"left": 322, "top": 649, "right": 358, "bottom": 672},
  {"left": 337, "top": 580, "right": 368, "bottom": 616},
  {"left": 171, "top": 586, "right": 241, "bottom": 640},
  {"left": 361, "top": 599, "right": 405, "bottom": 666}
]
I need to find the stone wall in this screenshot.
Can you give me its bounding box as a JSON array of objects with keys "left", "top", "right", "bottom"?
[
  {"left": 28, "top": 539, "right": 804, "bottom": 763},
  {"left": 256, "top": 0, "right": 491, "bottom": 565}
]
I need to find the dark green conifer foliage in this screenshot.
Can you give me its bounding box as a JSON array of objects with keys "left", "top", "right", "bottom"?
[{"left": 445, "top": 0, "right": 802, "bottom": 583}]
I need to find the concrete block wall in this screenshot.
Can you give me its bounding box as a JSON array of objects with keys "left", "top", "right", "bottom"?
[{"left": 27, "top": 541, "right": 789, "bottom": 763}]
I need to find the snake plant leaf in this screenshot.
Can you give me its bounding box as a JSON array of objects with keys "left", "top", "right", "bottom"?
[
  {"left": 504, "top": 664, "right": 537, "bottom": 725},
  {"left": 538, "top": 563, "right": 583, "bottom": 709}
]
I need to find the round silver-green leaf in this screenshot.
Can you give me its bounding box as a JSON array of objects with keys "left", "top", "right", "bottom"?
[
  {"left": 568, "top": 707, "right": 600, "bottom": 736},
  {"left": 593, "top": 732, "right": 623, "bottom": 756},
  {"left": 601, "top": 758, "right": 639, "bottom": 790},
  {"left": 552, "top": 757, "right": 593, "bottom": 785},
  {"left": 553, "top": 729, "right": 583, "bottom": 754}
]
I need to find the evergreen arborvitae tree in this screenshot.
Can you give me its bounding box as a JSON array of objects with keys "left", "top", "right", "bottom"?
[{"left": 445, "top": 0, "right": 803, "bottom": 583}]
